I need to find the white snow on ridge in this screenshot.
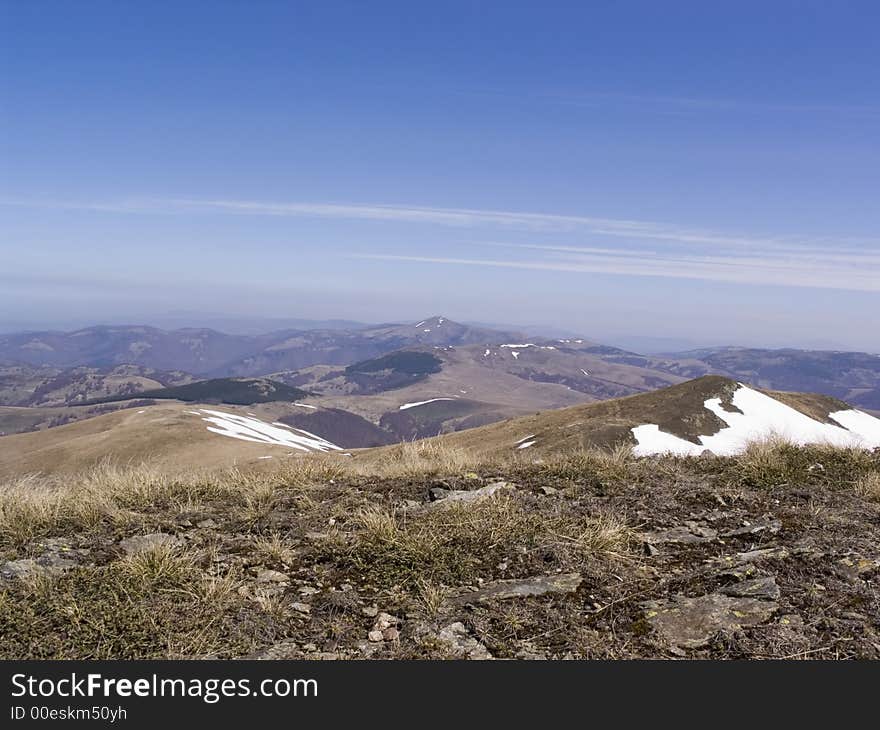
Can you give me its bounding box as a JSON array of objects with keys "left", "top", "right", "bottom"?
[
  {"left": 293, "top": 402, "right": 317, "bottom": 410},
  {"left": 195, "top": 409, "right": 342, "bottom": 452},
  {"left": 515, "top": 434, "right": 536, "bottom": 444},
  {"left": 829, "top": 409, "right": 880, "bottom": 443},
  {"left": 399, "top": 398, "right": 455, "bottom": 410},
  {"left": 632, "top": 385, "right": 880, "bottom": 457},
  {"left": 517, "top": 440, "right": 537, "bottom": 449}
]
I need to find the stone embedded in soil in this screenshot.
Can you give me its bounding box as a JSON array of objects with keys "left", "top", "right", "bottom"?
[
  {"left": 373, "top": 612, "right": 400, "bottom": 631},
  {"left": 1, "top": 537, "right": 84, "bottom": 580},
  {"left": 118, "top": 533, "right": 183, "bottom": 556},
  {"left": 643, "top": 593, "right": 779, "bottom": 649},
  {"left": 426, "top": 481, "right": 517, "bottom": 510},
  {"left": 247, "top": 640, "right": 300, "bottom": 660},
  {"left": 733, "top": 546, "right": 790, "bottom": 563},
  {"left": 836, "top": 555, "right": 880, "bottom": 579},
  {"left": 721, "top": 518, "right": 782, "bottom": 538},
  {"left": 256, "top": 569, "right": 289, "bottom": 583},
  {"left": 434, "top": 622, "right": 493, "bottom": 659},
  {"left": 368, "top": 630, "right": 384, "bottom": 642},
  {"left": 455, "top": 572, "right": 583, "bottom": 604},
  {"left": 643, "top": 521, "right": 717, "bottom": 544},
  {"left": 718, "top": 576, "right": 781, "bottom": 600},
  {"left": 1, "top": 556, "right": 78, "bottom": 580}
]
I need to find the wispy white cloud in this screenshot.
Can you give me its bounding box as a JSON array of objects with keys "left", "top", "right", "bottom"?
[
  {"left": 4, "top": 197, "right": 878, "bottom": 290},
  {"left": 4, "top": 196, "right": 877, "bottom": 252},
  {"left": 350, "top": 249, "right": 880, "bottom": 292}
]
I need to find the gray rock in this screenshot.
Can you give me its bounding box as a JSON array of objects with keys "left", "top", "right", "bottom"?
[
  {"left": 1, "top": 557, "right": 78, "bottom": 580},
  {"left": 428, "top": 486, "right": 451, "bottom": 501},
  {"left": 426, "top": 482, "right": 516, "bottom": 510},
  {"left": 719, "top": 576, "right": 781, "bottom": 600},
  {"left": 256, "top": 569, "right": 289, "bottom": 583},
  {"left": 717, "top": 562, "right": 766, "bottom": 581},
  {"left": 734, "top": 546, "right": 790, "bottom": 563},
  {"left": 435, "top": 622, "right": 493, "bottom": 660},
  {"left": 119, "top": 533, "right": 183, "bottom": 556},
  {"left": 1, "top": 549, "right": 80, "bottom": 581},
  {"left": 247, "top": 640, "right": 300, "bottom": 660},
  {"left": 456, "top": 572, "right": 582, "bottom": 604},
  {"left": 643, "top": 521, "right": 717, "bottom": 544},
  {"left": 643, "top": 593, "right": 778, "bottom": 649},
  {"left": 721, "top": 518, "right": 782, "bottom": 538},
  {"left": 837, "top": 555, "right": 880, "bottom": 579},
  {"left": 372, "top": 612, "right": 399, "bottom": 630}
]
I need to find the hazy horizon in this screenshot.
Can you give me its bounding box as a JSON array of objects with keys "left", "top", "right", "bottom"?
[{"left": 3, "top": 2, "right": 879, "bottom": 352}]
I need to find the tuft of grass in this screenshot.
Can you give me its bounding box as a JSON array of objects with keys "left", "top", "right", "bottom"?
[
  {"left": 533, "top": 443, "right": 636, "bottom": 483},
  {"left": 252, "top": 532, "right": 297, "bottom": 566},
  {"left": 855, "top": 472, "right": 880, "bottom": 503},
  {"left": 369, "top": 440, "right": 481, "bottom": 478},
  {"left": 416, "top": 578, "right": 451, "bottom": 618},
  {"left": 735, "top": 438, "right": 876, "bottom": 488},
  {"left": 0, "top": 548, "right": 275, "bottom": 659},
  {"left": 336, "top": 493, "right": 631, "bottom": 590}
]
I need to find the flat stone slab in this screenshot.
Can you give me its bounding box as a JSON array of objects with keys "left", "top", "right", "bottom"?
[
  {"left": 426, "top": 482, "right": 516, "bottom": 510},
  {"left": 119, "top": 533, "right": 183, "bottom": 556},
  {"left": 718, "top": 576, "right": 781, "bottom": 600},
  {"left": 0, "top": 556, "right": 78, "bottom": 580},
  {"left": 643, "top": 521, "right": 718, "bottom": 544},
  {"left": 721, "top": 518, "right": 782, "bottom": 538},
  {"left": 456, "top": 573, "right": 583, "bottom": 604},
  {"left": 643, "top": 593, "right": 778, "bottom": 649}
]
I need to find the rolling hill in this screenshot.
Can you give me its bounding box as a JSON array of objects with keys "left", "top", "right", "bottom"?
[
  {"left": 5, "top": 375, "right": 879, "bottom": 480},
  {"left": 90, "top": 377, "right": 309, "bottom": 406},
  {"left": 421, "top": 376, "right": 880, "bottom": 458},
  {"left": 0, "top": 402, "right": 349, "bottom": 478}
]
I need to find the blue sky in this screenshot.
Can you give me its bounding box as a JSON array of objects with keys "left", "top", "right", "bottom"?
[{"left": 2, "top": 1, "right": 879, "bottom": 350}]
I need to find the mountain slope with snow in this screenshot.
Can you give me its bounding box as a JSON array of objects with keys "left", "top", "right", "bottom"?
[
  {"left": 631, "top": 384, "right": 880, "bottom": 456},
  {"left": 418, "top": 376, "right": 880, "bottom": 458}
]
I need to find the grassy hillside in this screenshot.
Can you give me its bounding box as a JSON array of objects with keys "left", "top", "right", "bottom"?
[{"left": 416, "top": 376, "right": 856, "bottom": 457}]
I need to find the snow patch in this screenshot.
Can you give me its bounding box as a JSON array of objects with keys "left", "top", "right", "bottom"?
[
  {"left": 194, "top": 409, "right": 342, "bottom": 452},
  {"left": 293, "top": 402, "right": 317, "bottom": 410},
  {"left": 517, "top": 440, "right": 537, "bottom": 450},
  {"left": 580, "top": 369, "right": 590, "bottom": 377},
  {"left": 399, "top": 398, "right": 455, "bottom": 410},
  {"left": 632, "top": 385, "right": 880, "bottom": 457},
  {"left": 515, "top": 434, "right": 536, "bottom": 444}
]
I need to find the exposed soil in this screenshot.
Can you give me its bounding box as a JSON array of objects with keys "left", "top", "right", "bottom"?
[{"left": 1, "top": 444, "right": 878, "bottom": 660}]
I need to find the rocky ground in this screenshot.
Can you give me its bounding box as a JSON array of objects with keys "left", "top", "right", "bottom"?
[{"left": 1, "top": 443, "right": 879, "bottom": 659}]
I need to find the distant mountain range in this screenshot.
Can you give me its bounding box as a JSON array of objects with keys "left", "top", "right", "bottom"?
[
  {"left": 1, "top": 316, "right": 879, "bottom": 450},
  {"left": 3, "top": 374, "right": 879, "bottom": 480}
]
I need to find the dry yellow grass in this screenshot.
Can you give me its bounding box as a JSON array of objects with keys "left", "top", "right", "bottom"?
[{"left": 855, "top": 472, "right": 880, "bottom": 502}]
